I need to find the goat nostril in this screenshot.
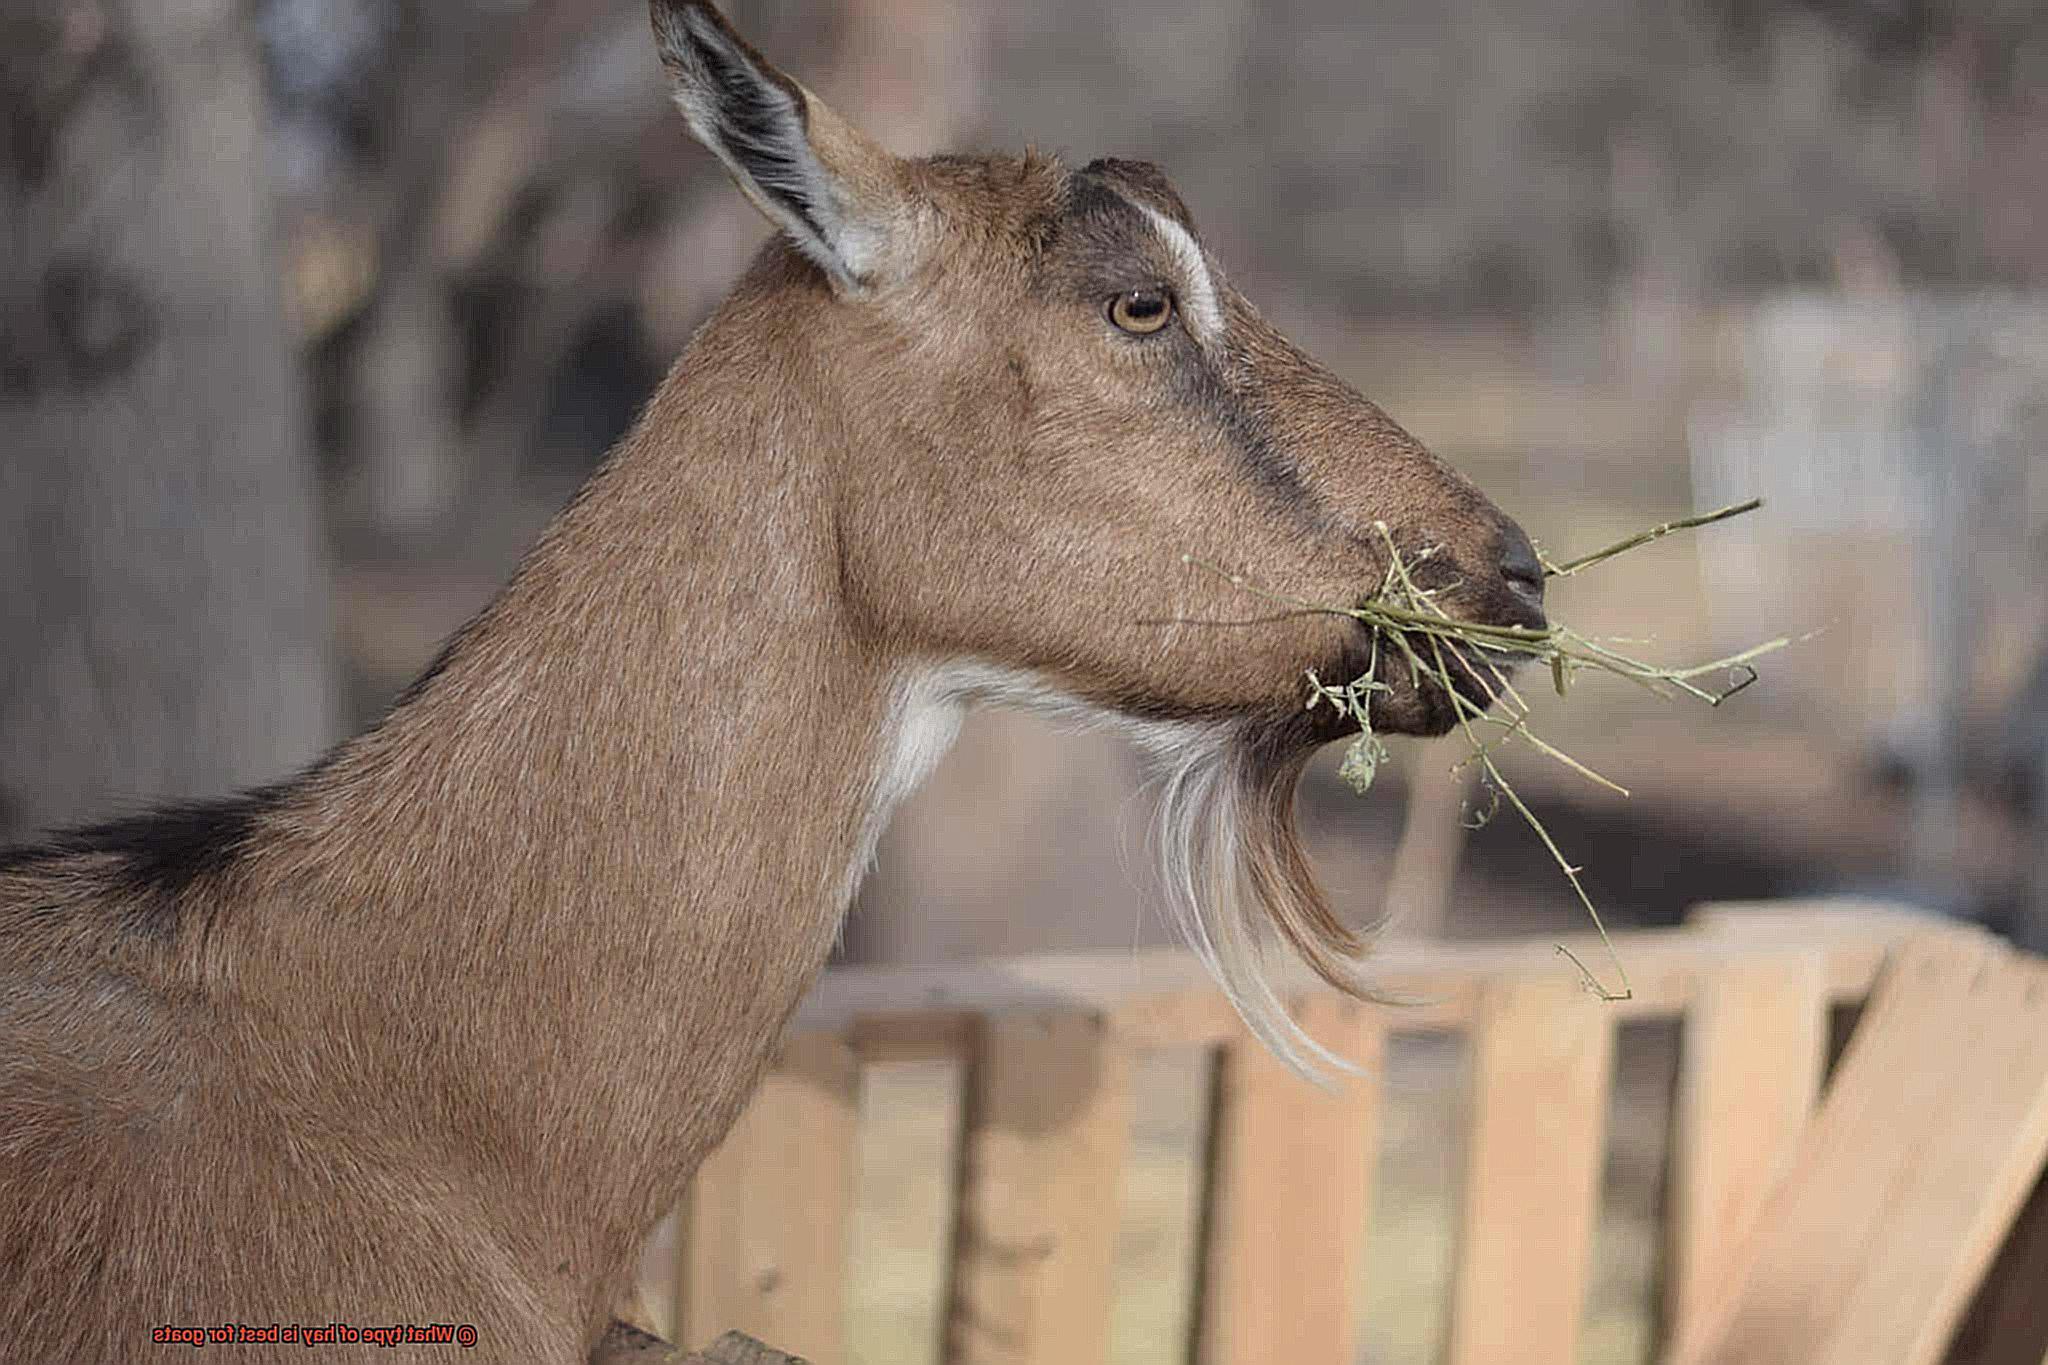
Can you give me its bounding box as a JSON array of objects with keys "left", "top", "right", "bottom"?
[{"left": 1498, "top": 528, "right": 1544, "bottom": 599}]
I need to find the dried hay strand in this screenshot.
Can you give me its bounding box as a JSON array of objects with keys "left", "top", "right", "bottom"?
[{"left": 1185, "top": 498, "right": 1790, "bottom": 1001}]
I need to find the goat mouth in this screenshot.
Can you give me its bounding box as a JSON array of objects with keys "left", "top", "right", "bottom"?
[
  {"left": 1328, "top": 620, "right": 1532, "bottom": 740},
  {"left": 1421, "top": 637, "right": 1529, "bottom": 728}
]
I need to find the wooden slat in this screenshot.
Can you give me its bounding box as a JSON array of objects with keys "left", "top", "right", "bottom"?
[
  {"left": 1674, "top": 937, "right": 2048, "bottom": 1365},
  {"left": 795, "top": 900, "right": 1928, "bottom": 1049},
  {"left": 944, "top": 1011, "right": 1133, "bottom": 1365},
  {"left": 1446, "top": 976, "right": 1617, "bottom": 1365},
  {"left": 1382, "top": 743, "right": 1476, "bottom": 939},
  {"left": 1664, "top": 947, "right": 1830, "bottom": 1344},
  {"left": 1194, "top": 995, "right": 1384, "bottom": 1365},
  {"left": 674, "top": 1032, "right": 860, "bottom": 1361}
]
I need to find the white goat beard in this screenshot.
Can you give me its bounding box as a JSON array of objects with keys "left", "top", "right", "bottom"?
[
  {"left": 868, "top": 662, "right": 1384, "bottom": 1080},
  {"left": 1144, "top": 723, "right": 1382, "bottom": 1081}
]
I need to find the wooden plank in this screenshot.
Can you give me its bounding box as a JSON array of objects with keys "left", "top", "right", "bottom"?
[
  {"left": 674, "top": 1032, "right": 860, "bottom": 1362},
  {"left": 1381, "top": 743, "right": 1476, "bottom": 939},
  {"left": 1446, "top": 975, "right": 1617, "bottom": 1365},
  {"left": 1664, "top": 948, "right": 1830, "bottom": 1345},
  {"left": 796, "top": 902, "right": 1923, "bottom": 1047},
  {"left": 1193, "top": 994, "right": 1384, "bottom": 1365},
  {"left": 1687, "top": 899, "right": 1965, "bottom": 943},
  {"left": 944, "top": 1011, "right": 1133, "bottom": 1365},
  {"left": 1673, "top": 937, "right": 2048, "bottom": 1365}
]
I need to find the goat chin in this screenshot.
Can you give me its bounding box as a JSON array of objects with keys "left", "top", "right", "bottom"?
[{"left": 1142, "top": 716, "right": 1388, "bottom": 1082}]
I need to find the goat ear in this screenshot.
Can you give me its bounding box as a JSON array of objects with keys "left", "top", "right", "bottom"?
[{"left": 650, "top": 0, "right": 909, "bottom": 291}]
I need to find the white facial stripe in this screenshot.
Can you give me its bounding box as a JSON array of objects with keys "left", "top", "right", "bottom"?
[{"left": 1137, "top": 203, "right": 1224, "bottom": 339}]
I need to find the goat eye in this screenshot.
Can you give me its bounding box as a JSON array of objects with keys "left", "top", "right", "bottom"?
[{"left": 1109, "top": 288, "right": 1174, "bottom": 335}]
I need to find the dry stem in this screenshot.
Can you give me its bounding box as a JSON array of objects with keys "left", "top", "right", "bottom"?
[{"left": 1184, "top": 497, "right": 1786, "bottom": 1001}]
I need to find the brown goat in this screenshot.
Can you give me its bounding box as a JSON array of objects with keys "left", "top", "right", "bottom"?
[{"left": 0, "top": 2, "right": 1545, "bottom": 1360}]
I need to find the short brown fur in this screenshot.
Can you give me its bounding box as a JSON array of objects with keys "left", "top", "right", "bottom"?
[{"left": 0, "top": 3, "right": 1540, "bottom": 1359}]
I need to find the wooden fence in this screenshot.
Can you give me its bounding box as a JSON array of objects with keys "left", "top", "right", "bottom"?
[{"left": 640, "top": 900, "right": 2043, "bottom": 1364}]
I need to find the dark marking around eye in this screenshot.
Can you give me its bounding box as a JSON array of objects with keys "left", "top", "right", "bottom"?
[
  {"left": 1048, "top": 177, "right": 1175, "bottom": 312},
  {"left": 1054, "top": 165, "right": 1324, "bottom": 526}
]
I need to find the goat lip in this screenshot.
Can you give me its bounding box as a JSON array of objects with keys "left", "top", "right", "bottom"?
[
  {"left": 1494, "top": 596, "right": 1551, "bottom": 636},
  {"left": 1417, "top": 641, "right": 1509, "bottom": 723},
  {"left": 1367, "top": 627, "right": 1531, "bottom": 737},
  {"left": 1312, "top": 610, "right": 1534, "bottom": 741}
]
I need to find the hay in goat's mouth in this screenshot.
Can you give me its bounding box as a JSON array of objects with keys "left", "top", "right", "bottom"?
[{"left": 1186, "top": 497, "right": 1789, "bottom": 1002}]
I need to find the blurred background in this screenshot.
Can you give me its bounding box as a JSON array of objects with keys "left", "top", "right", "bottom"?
[{"left": 2, "top": 0, "right": 2044, "bottom": 1359}]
